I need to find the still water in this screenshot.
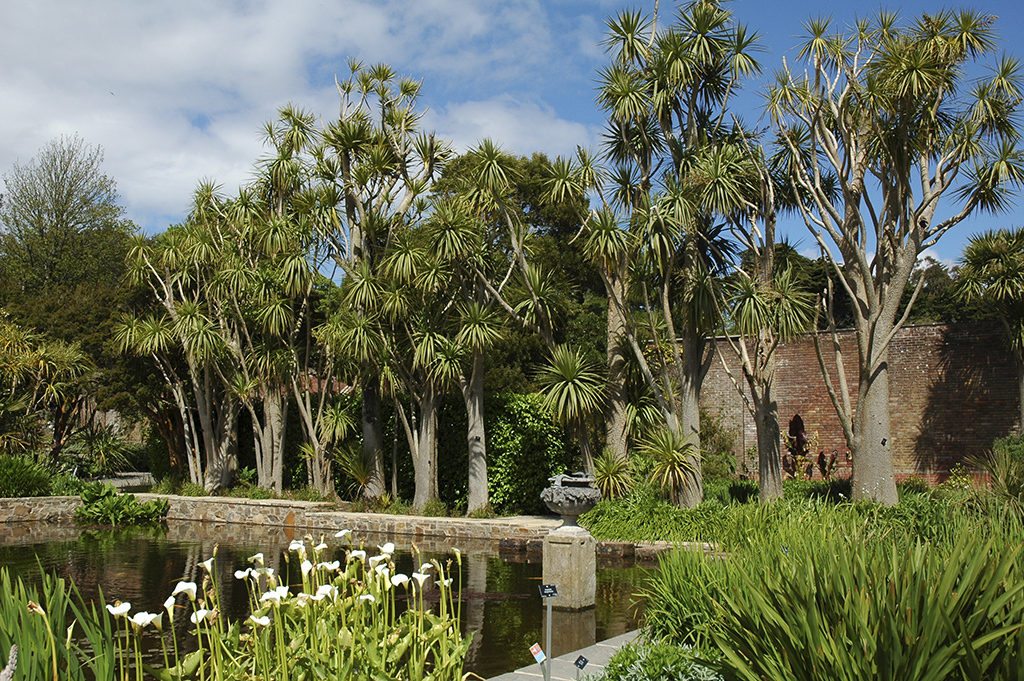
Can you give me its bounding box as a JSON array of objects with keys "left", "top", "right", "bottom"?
[{"left": 0, "top": 520, "right": 649, "bottom": 678}]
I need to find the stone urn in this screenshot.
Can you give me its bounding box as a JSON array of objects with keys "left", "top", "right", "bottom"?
[{"left": 540, "top": 472, "right": 601, "bottom": 528}]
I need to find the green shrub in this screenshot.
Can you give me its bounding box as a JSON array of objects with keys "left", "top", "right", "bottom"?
[
  {"left": 594, "top": 448, "right": 632, "bottom": 500},
  {"left": 486, "top": 393, "right": 573, "bottom": 515},
  {"left": 75, "top": 482, "right": 168, "bottom": 525},
  {"left": 421, "top": 498, "right": 448, "bottom": 517},
  {"left": 599, "top": 641, "right": 723, "bottom": 681},
  {"left": 0, "top": 454, "right": 51, "bottom": 497},
  {"left": 149, "top": 477, "right": 180, "bottom": 495},
  {"left": 699, "top": 409, "right": 737, "bottom": 483},
  {"left": 580, "top": 480, "right": 730, "bottom": 544},
  {"left": 178, "top": 481, "right": 207, "bottom": 497},
  {"left": 897, "top": 475, "right": 932, "bottom": 496}
]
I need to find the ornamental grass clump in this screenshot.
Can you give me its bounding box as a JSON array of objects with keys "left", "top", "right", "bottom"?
[{"left": 643, "top": 509, "right": 1024, "bottom": 681}]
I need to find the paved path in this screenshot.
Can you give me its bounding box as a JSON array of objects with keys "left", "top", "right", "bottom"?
[{"left": 487, "top": 630, "right": 640, "bottom": 681}]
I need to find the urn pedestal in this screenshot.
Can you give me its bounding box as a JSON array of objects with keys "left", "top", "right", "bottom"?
[{"left": 540, "top": 473, "right": 601, "bottom": 610}]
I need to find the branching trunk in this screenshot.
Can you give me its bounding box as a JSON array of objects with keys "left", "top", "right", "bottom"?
[
  {"left": 361, "top": 371, "right": 386, "bottom": 500},
  {"left": 605, "top": 278, "right": 630, "bottom": 460}
]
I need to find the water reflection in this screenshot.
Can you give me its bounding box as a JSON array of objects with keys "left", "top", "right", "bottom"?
[{"left": 0, "top": 520, "right": 648, "bottom": 678}]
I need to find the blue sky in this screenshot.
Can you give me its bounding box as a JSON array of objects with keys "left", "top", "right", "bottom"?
[{"left": 2, "top": 0, "right": 1022, "bottom": 267}]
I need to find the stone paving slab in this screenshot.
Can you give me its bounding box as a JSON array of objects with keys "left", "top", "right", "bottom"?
[{"left": 487, "top": 630, "right": 639, "bottom": 681}]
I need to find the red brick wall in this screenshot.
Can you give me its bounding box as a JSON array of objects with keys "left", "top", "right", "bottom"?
[{"left": 701, "top": 323, "right": 1019, "bottom": 484}]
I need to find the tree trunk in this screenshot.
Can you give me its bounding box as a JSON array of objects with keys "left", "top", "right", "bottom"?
[
  {"left": 204, "top": 399, "right": 239, "bottom": 492},
  {"left": 361, "top": 369, "right": 386, "bottom": 500},
  {"left": 412, "top": 384, "right": 440, "bottom": 510},
  {"left": 605, "top": 279, "right": 630, "bottom": 460},
  {"left": 751, "top": 378, "right": 783, "bottom": 502},
  {"left": 678, "top": 330, "right": 704, "bottom": 508},
  {"left": 1017, "top": 353, "right": 1024, "bottom": 433},
  {"left": 851, "top": 346, "right": 898, "bottom": 504},
  {"left": 749, "top": 335, "right": 784, "bottom": 503},
  {"left": 253, "top": 388, "right": 287, "bottom": 492},
  {"left": 465, "top": 348, "right": 489, "bottom": 514}
]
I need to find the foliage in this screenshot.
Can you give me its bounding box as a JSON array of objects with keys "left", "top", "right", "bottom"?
[
  {"left": 63, "top": 424, "right": 139, "bottom": 478},
  {"left": 486, "top": 393, "right": 573, "bottom": 515},
  {"left": 0, "top": 567, "right": 115, "bottom": 681},
  {"left": 593, "top": 448, "right": 631, "bottom": 500},
  {"left": 647, "top": 525, "right": 1024, "bottom": 681},
  {"left": 580, "top": 480, "right": 730, "bottom": 544},
  {"left": 640, "top": 429, "right": 698, "bottom": 506},
  {"left": 971, "top": 434, "right": 1024, "bottom": 514},
  {"left": 75, "top": 482, "right": 168, "bottom": 525},
  {"left": 698, "top": 410, "right": 737, "bottom": 483},
  {"left": 117, "top": 538, "right": 470, "bottom": 681},
  {"left": 598, "top": 641, "right": 723, "bottom": 681},
  {"left": 0, "top": 454, "right": 51, "bottom": 498}
]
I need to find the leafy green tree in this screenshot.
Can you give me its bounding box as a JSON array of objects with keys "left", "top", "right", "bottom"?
[
  {"left": 767, "top": 9, "right": 1024, "bottom": 504},
  {"left": 957, "top": 228, "right": 1024, "bottom": 430},
  {"left": 0, "top": 135, "right": 135, "bottom": 295}
]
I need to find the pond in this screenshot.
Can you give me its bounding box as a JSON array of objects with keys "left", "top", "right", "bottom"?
[{"left": 0, "top": 519, "right": 650, "bottom": 678}]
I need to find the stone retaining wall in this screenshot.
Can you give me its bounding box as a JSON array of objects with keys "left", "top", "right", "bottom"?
[{"left": 0, "top": 495, "right": 560, "bottom": 541}]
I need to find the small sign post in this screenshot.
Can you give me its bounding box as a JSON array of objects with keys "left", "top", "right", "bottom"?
[
  {"left": 574, "top": 655, "right": 589, "bottom": 681},
  {"left": 538, "top": 584, "right": 558, "bottom": 681}
]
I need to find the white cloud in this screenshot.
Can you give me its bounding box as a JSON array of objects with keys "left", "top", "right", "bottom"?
[{"left": 430, "top": 96, "right": 599, "bottom": 158}]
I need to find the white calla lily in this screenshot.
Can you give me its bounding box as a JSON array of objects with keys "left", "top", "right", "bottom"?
[
  {"left": 378, "top": 542, "right": 395, "bottom": 555},
  {"left": 348, "top": 550, "right": 366, "bottom": 563},
  {"left": 199, "top": 557, "right": 215, "bottom": 573},
  {"left": 248, "top": 552, "right": 265, "bottom": 566},
  {"left": 391, "top": 573, "right": 410, "bottom": 588},
  {"left": 358, "top": 594, "right": 375, "bottom": 603},
  {"left": 172, "top": 581, "right": 197, "bottom": 601},
  {"left": 106, "top": 602, "right": 131, "bottom": 618},
  {"left": 234, "top": 568, "right": 251, "bottom": 580},
  {"left": 129, "top": 611, "right": 158, "bottom": 630},
  {"left": 335, "top": 529, "right": 351, "bottom": 539},
  {"left": 163, "top": 596, "right": 175, "bottom": 617},
  {"left": 301, "top": 560, "right": 313, "bottom": 576},
  {"left": 249, "top": 615, "right": 271, "bottom": 627},
  {"left": 190, "top": 609, "right": 210, "bottom": 625},
  {"left": 412, "top": 572, "right": 430, "bottom": 587},
  {"left": 314, "top": 542, "right": 328, "bottom": 552}
]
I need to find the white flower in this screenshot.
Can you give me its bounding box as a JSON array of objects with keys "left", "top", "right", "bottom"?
[
  {"left": 314, "top": 542, "right": 328, "bottom": 552},
  {"left": 234, "top": 568, "right": 251, "bottom": 580},
  {"left": 248, "top": 552, "right": 265, "bottom": 566},
  {"left": 358, "top": 594, "right": 375, "bottom": 603},
  {"left": 129, "top": 611, "right": 158, "bottom": 630},
  {"left": 312, "top": 584, "right": 337, "bottom": 601},
  {"left": 441, "top": 578, "right": 453, "bottom": 587},
  {"left": 368, "top": 555, "right": 386, "bottom": 569},
  {"left": 335, "top": 529, "right": 352, "bottom": 539},
  {"left": 151, "top": 612, "right": 164, "bottom": 632},
  {"left": 412, "top": 572, "right": 430, "bottom": 588},
  {"left": 348, "top": 550, "right": 366, "bottom": 563},
  {"left": 200, "top": 557, "right": 215, "bottom": 573},
  {"left": 419, "top": 563, "right": 433, "bottom": 574},
  {"left": 301, "top": 560, "right": 313, "bottom": 577},
  {"left": 319, "top": 560, "right": 340, "bottom": 572},
  {"left": 378, "top": 542, "right": 395, "bottom": 555},
  {"left": 172, "top": 581, "right": 197, "bottom": 601},
  {"left": 288, "top": 540, "right": 305, "bottom": 552},
  {"left": 260, "top": 591, "right": 281, "bottom": 605},
  {"left": 190, "top": 609, "right": 210, "bottom": 625},
  {"left": 106, "top": 602, "right": 131, "bottom": 618},
  {"left": 374, "top": 564, "right": 390, "bottom": 577},
  {"left": 163, "top": 596, "right": 175, "bottom": 617},
  {"left": 295, "top": 593, "right": 312, "bottom": 608},
  {"left": 275, "top": 585, "right": 289, "bottom": 600},
  {"left": 391, "top": 573, "right": 410, "bottom": 588},
  {"left": 249, "top": 615, "right": 271, "bottom": 627}
]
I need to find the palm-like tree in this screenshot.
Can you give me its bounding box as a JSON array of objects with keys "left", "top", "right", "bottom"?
[
  {"left": 545, "top": 0, "right": 761, "bottom": 506},
  {"left": 957, "top": 228, "right": 1024, "bottom": 430},
  {"left": 535, "top": 345, "right": 605, "bottom": 474}
]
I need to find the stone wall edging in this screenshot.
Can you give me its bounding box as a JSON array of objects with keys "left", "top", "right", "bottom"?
[{"left": 0, "top": 495, "right": 561, "bottom": 542}]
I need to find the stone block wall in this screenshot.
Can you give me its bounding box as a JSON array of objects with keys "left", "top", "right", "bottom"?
[{"left": 702, "top": 323, "right": 1019, "bottom": 484}]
